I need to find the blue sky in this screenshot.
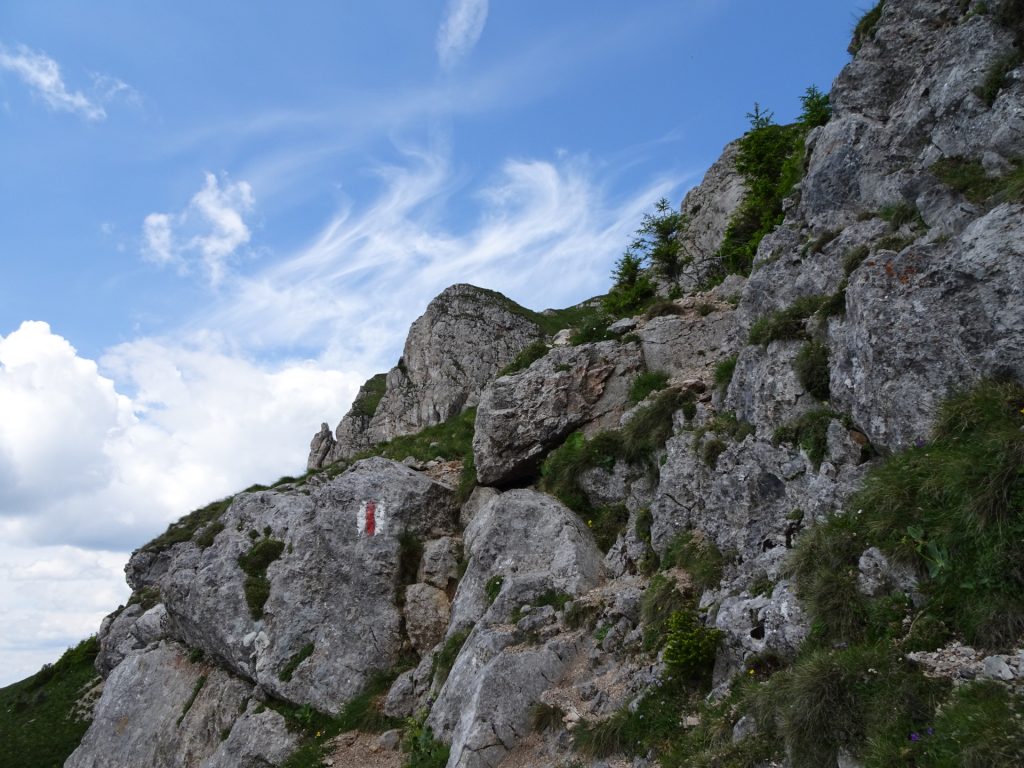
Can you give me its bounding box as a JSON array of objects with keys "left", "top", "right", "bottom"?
[{"left": 0, "top": 0, "right": 866, "bottom": 684}]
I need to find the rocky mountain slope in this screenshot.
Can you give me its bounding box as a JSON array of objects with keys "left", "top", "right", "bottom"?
[{"left": 19, "top": 2, "right": 1024, "bottom": 767}]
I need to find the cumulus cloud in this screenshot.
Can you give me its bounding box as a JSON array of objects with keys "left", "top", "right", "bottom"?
[
  {"left": 437, "top": 0, "right": 489, "bottom": 70},
  {"left": 0, "top": 321, "right": 357, "bottom": 553},
  {"left": 0, "top": 44, "right": 105, "bottom": 120},
  {"left": 142, "top": 173, "right": 255, "bottom": 285}
]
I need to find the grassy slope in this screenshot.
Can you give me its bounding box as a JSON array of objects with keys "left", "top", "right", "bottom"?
[{"left": 0, "top": 637, "right": 100, "bottom": 768}]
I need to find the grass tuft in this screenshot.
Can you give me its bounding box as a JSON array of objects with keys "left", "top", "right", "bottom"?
[
  {"left": 629, "top": 371, "right": 670, "bottom": 404},
  {"left": 773, "top": 408, "right": 841, "bottom": 469},
  {"left": 498, "top": 340, "right": 549, "bottom": 376},
  {"left": 279, "top": 643, "right": 315, "bottom": 683},
  {"left": 238, "top": 536, "right": 286, "bottom": 620},
  {"left": 793, "top": 340, "right": 830, "bottom": 401},
  {"left": 748, "top": 295, "right": 827, "bottom": 345}
]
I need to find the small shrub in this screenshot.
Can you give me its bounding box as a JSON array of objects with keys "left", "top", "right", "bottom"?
[
  {"left": 432, "top": 629, "right": 471, "bottom": 687},
  {"left": 793, "top": 340, "right": 830, "bottom": 401},
  {"left": 798, "top": 84, "right": 831, "bottom": 128},
  {"left": 584, "top": 504, "right": 630, "bottom": 553},
  {"left": 806, "top": 229, "right": 839, "bottom": 254},
  {"left": 641, "top": 573, "right": 692, "bottom": 651},
  {"left": 748, "top": 295, "right": 826, "bottom": 345},
  {"left": 530, "top": 702, "right": 566, "bottom": 734},
  {"left": 879, "top": 200, "right": 923, "bottom": 229},
  {"left": 850, "top": 1, "right": 885, "bottom": 54},
  {"left": 484, "top": 575, "right": 504, "bottom": 605},
  {"left": 977, "top": 51, "right": 1022, "bottom": 106},
  {"left": 279, "top": 643, "right": 315, "bottom": 683},
  {"left": 929, "top": 156, "right": 1024, "bottom": 205},
  {"left": 143, "top": 496, "right": 234, "bottom": 553},
  {"left": 662, "top": 531, "right": 724, "bottom": 593},
  {"left": 663, "top": 610, "right": 722, "bottom": 683},
  {"left": 773, "top": 408, "right": 841, "bottom": 469},
  {"left": 187, "top": 647, "right": 205, "bottom": 664},
  {"left": 629, "top": 371, "right": 670, "bottom": 404},
  {"left": 604, "top": 251, "right": 657, "bottom": 318},
  {"left": 569, "top": 313, "right": 614, "bottom": 345},
  {"left": 237, "top": 537, "right": 286, "bottom": 620},
  {"left": 693, "top": 410, "right": 756, "bottom": 445},
  {"left": 713, "top": 355, "right": 737, "bottom": 394},
  {"left": 843, "top": 245, "right": 870, "bottom": 275},
  {"left": 620, "top": 388, "right": 694, "bottom": 464},
  {"left": 402, "top": 719, "right": 450, "bottom": 768},
  {"left": 350, "top": 373, "right": 388, "bottom": 418},
  {"left": 696, "top": 301, "right": 716, "bottom": 317},
  {"left": 701, "top": 438, "right": 728, "bottom": 467},
  {"left": 498, "top": 340, "right": 549, "bottom": 376}
]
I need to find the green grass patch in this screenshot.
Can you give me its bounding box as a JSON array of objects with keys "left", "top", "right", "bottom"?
[
  {"left": 359, "top": 408, "right": 476, "bottom": 464},
  {"left": 628, "top": 371, "right": 670, "bottom": 404},
  {"left": 692, "top": 411, "right": 755, "bottom": 446},
  {"left": 402, "top": 717, "right": 451, "bottom": 768},
  {"left": 879, "top": 200, "right": 924, "bottom": 229},
  {"left": 714, "top": 356, "right": 738, "bottom": 393},
  {"left": 498, "top": 340, "right": 550, "bottom": 376},
  {"left": 350, "top": 373, "right": 388, "bottom": 419},
  {"left": 529, "top": 702, "right": 566, "bottom": 734},
  {"left": 748, "top": 295, "right": 827, "bottom": 345},
  {"left": 569, "top": 314, "right": 614, "bottom": 345},
  {"left": 582, "top": 504, "right": 630, "bottom": 553},
  {"left": 238, "top": 536, "right": 286, "bottom": 620},
  {"left": 640, "top": 573, "right": 692, "bottom": 652},
  {"left": 773, "top": 408, "right": 841, "bottom": 469},
  {"left": 794, "top": 340, "right": 830, "bottom": 401},
  {"left": 662, "top": 531, "right": 725, "bottom": 593},
  {"left": 978, "top": 51, "right": 1023, "bottom": 106},
  {"left": 0, "top": 637, "right": 100, "bottom": 768},
  {"left": 931, "top": 156, "right": 1024, "bottom": 205},
  {"left": 176, "top": 674, "right": 207, "bottom": 726},
  {"left": 277, "top": 669, "right": 408, "bottom": 768},
  {"left": 850, "top": 1, "right": 885, "bottom": 54},
  {"left": 142, "top": 496, "right": 234, "bottom": 554},
  {"left": 279, "top": 643, "right": 315, "bottom": 683},
  {"left": 432, "top": 629, "right": 471, "bottom": 688},
  {"left": 843, "top": 244, "right": 870, "bottom": 275},
  {"left": 484, "top": 575, "right": 504, "bottom": 605}
]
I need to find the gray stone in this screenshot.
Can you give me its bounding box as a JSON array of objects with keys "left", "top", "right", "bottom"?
[
  {"left": 313, "top": 284, "right": 544, "bottom": 466},
  {"left": 377, "top": 729, "right": 402, "bottom": 751},
  {"left": 382, "top": 668, "right": 417, "bottom": 719},
  {"left": 473, "top": 341, "right": 644, "bottom": 486},
  {"left": 95, "top": 603, "right": 168, "bottom": 676},
  {"left": 126, "top": 457, "right": 457, "bottom": 715},
  {"left": 200, "top": 706, "right": 300, "bottom": 768},
  {"left": 857, "top": 546, "right": 919, "bottom": 599},
  {"left": 418, "top": 536, "right": 461, "bottom": 590},
  {"left": 404, "top": 583, "right": 451, "bottom": 655},
  {"left": 449, "top": 489, "right": 606, "bottom": 632},
  {"left": 608, "top": 317, "right": 639, "bottom": 334},
  {"left": 67, "top": 642, "right": 255, "bottom": 768},
  {"left": 636, "top": 300, "right": 740, "bottom": 382},
  {"left": 981, "top": 655, "right": 1015, "bottom": 682},
  {"left": 674, "top": 140, "right": 747, "bottom": 291},
  {"left": 460, "top": 485, "right": 498, "bottom": 529}
]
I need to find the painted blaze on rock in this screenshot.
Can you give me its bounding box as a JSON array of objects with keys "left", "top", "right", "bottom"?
[{"left": 358, "top": 500, "right": 385, "bottom": 536}]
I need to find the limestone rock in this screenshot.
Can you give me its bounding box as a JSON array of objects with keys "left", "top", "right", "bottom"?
[
  {"left": 125, "top": 457, "right": 457, "bottom": 715},
  {"left": 418, "top": 536, "right": 461, "bottom": 590},
  {"left": 66, "top": 641, "right": 254, "bottom": 768},
  {"left": 200, "top": 706, "right": 300, "bottom": 768},
  {"left": 95, "top": 603, "right": 168, "bottom": 676},
  {"left": 635, "top": 297, "right": 740, "bottom": 382},
  {"left": 312, "top": 284, "right": 544, "bottom": 466},
  {"left": 404, "top": 583, "right": 451, "bottom": 655},
  {"left": 674, "top": 139, "right": 747, "bottom": 291},
  {"left": 448, "top": 489, "right": 606, "bottom": 633},
  {"left": 473, "top": 340, "right": 644, "bottom": 486}
]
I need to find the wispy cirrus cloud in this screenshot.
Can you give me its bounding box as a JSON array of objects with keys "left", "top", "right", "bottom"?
[
  {"left": 142, "top": 173, "right": 256, "bottom": 286},
  {"left": 437, "top": 0, "right": 489, "bottom": 70},
  {"left": 0, "top": 44, "right": 105, "bottom": 120}
]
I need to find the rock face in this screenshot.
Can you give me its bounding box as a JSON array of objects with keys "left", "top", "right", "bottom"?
[
  {"left": 125, "top": 458, "right": 457, "bottom": 715},
  {"left": 310, "top": 285, "right": 544, "bottom": 467},
  {"left": 65, "top": 641, "right": 291, "bottom": 768},
  {"left": 65, "top": 4, "right": 1024, "bottom": 767},
  {"left": 473, "top": 340, "right": 644, "bottom": 485},
  {"left": 674, "top": 139, "right": 747, "bottom": 291}
]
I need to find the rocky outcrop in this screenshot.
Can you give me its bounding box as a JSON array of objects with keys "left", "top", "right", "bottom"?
[
  {"left": 66, "top": 641, "right": 283, "bottom": 768},
  {"left": 675, "top": 139, "right": 747, "bottom": 290},
  {"left": 310, "top": 285, "right": 544, "bottom": 467},
  {"left": 636, "top": 295, "right": 741, "bottom": 382},
  {"left": 125, "top": 457, "right": 457, "bottom": 715},
  {"left": 473, "top": 340, "right": 644, "bottom": 485}
]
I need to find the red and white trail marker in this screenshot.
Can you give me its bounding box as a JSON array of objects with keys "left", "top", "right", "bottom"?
[{"left": 357, "top": 500, "right": 385, "bottom": 536}]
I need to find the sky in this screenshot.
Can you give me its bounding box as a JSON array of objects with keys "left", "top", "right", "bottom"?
[{"left": 0, "top": 0, "right": 868, "bottom": 685}]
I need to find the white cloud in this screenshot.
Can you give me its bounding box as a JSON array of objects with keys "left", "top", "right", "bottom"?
[
  {"left": 0, "top": 44, "right": 105, "bottom": 120},
  {"left": 437, "top": 0, "right": 489, "bottom": 70},
  {"left": 90, "top": 72, "right": 141, "bottom": 106},
  {"left": 208, "top": 146, "right": 684, "bottom": 374},
  {"left": 0, "top": 321, "right": 357, "bottom": 554},
  {"left": 142, "top": 173, "right": 255, "bottom": 285}
]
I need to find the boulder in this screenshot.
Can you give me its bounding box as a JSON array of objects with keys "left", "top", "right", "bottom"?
[
  {"left": 473, "top": 341, "right": 644, "bottom": 486},
  {"left": 125, "top": 457, "right": 457, "bottom": 714},
  {"left": 404, "top": 583, "right": 451, "bottom": 655}
]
